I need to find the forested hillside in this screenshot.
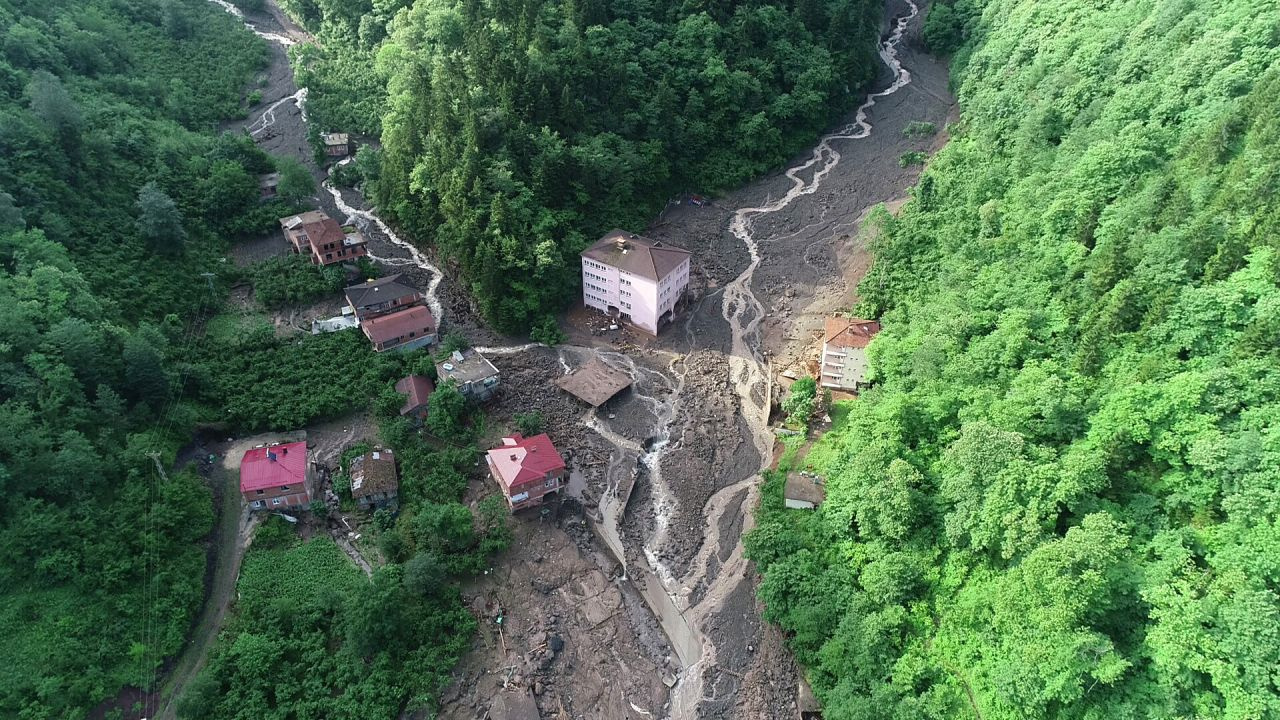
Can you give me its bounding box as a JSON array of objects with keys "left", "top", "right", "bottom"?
[
  {"left": 283, "top": 0, "right": 884, "bottom": 331},
  {"left": 0, "top": 0, "right": 281, "bottom": 715},
  {"left": 748, "top": 1, "right": 1280, "bottom": 718}
]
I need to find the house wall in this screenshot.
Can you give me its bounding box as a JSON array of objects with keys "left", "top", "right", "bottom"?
[
  {"left": 488, "top": 463, "right": 565, "bottom": 511},
  {"left": 656, "top": 258, "right": 690, "bottom": 328},
  {"left": 356, "top": 492, "right": 397, "bottom": 510},
  {"left": 820, "top": 343, "right": 868, "bottom": 391},
  {"left": 460, "top": 376, "right": 499, "bottom": 401},
  {"left": 312, "top": 240, "right": 368, "bottom": 266},
  {"left": 367, "top": 329, "right": 436, "bottom": 353},
  {"left": 244, "top": 488, "right": 311, "bottom": 511}
]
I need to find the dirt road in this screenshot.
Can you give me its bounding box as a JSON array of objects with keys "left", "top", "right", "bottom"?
[{"left": 203, "top": 0, "right": 954, "bottom": 717}]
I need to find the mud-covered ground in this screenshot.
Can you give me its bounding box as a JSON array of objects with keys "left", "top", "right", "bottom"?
[{"left": 201, "top": 0, "right": 954, "bottom": 718}]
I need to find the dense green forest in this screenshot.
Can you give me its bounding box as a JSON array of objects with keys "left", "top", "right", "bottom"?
[
  {"left": 281, "top": 0, "right": 885, "bottom": 331},
  {"left": 0, "top": 0, "right": 286, "bottom": 716},
  {"left": 748, "top": 1, "right": 1280, "bottom": 718}
]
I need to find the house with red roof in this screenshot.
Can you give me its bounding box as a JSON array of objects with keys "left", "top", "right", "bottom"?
[
  {"left": 820, "top": 316, "right": 881, "bottom": 392},
  {"left": 239, "top": 441, "right": 313, "bottom": 511},
  {"left": 361, "top": 304, "right": 436, "bottom": 352},
  {"left": 485, "top": 433, "right": 566, "bottom": 510}
]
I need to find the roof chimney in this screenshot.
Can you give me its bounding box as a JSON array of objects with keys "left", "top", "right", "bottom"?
[
  {"left": 267, "top": 450, "right": 277, "bottom": 462},
  {"left": 282, "top": 447, "right": 288, "bottom": 455},
  {"left": 614, "top": 236, "right": 628, "bottom": 252}
]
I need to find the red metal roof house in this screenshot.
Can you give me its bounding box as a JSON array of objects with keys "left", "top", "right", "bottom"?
[
  {"left": 485, "top": 433, "right": 566, "bottom": 511},
  {"left": 239, "top": 441, "right": 313, "bottom": 511}
]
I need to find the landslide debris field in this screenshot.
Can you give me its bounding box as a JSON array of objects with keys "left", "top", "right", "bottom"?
[{"left": 208, "top": 0, "right": 953, "bottom": 717}]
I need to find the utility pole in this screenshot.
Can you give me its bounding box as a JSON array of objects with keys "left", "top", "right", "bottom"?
[{"left": 146, "top": 451, "right": 170, "bottom": 483}]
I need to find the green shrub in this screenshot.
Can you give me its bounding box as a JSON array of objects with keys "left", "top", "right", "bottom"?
[
  {"left": 902, "top": 121, "right": 936, "bottom": 137},
  {"left": 250, "top": 253, "right": 345, "bottom": 309},
  {"left": 898, "top": 151, "right": 928, "bottom": 167}
]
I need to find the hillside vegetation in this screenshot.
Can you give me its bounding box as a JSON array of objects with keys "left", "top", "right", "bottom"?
[
  {"left": 284, "top": 0, "right": 885, "bottom": 332},
  {"left": 748, "top": 1, "right": 1280, "bottom": 718},
  {"left": 0, "top": 0, "right": 285, "bottom": 715}
]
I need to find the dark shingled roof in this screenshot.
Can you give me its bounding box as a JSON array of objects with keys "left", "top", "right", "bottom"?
[
  {"left": 350, "top": 449, "right": 398, "bottom": 498},
  {"left": 345, "top": 274, "right": 420, "bottom": 311},
  {"left": 581, "top": 229, "right": 691, "bottom": 282}
]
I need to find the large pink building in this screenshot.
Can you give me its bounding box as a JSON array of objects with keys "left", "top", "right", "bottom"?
[{"left": 581, "top": 230, "right": 691, "bottom": 335}]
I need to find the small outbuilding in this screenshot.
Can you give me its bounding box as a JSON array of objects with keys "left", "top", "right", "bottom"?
[
  {"left": 784, "top": 472, "right": 826, "bottom": 510},
  {"left": 321, "top": 132, "right": 351, "bottom": 158},
  {"left": 258, "top": 172, "right": 280, "bottom": 200},
  {"left": 555, "top": 359, "right": 633, "bottom": 407},
  {"left": 349, "top": 448, "right": 399, "bottom": 511},
  {"left": 395, "top": 374, "right": 434, "bottom": 421}
]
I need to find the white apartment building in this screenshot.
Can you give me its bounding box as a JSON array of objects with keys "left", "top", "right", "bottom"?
[{"left": 581, "top": 230, "right": 691, "bottom": 335}]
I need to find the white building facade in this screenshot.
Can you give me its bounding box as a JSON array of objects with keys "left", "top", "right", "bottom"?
[{"left": 581, "top": 230, "right": 691, "bottom": 335}]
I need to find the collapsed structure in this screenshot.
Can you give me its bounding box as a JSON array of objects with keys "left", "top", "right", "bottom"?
[{"left": 279, "top": 210, "right": 368, "bottom": 266}]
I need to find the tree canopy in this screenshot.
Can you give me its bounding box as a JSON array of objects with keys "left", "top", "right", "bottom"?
[
  {"left": 290, "top": 0, "right": 884, "bottom": 332},
  {"left": 747, "top": 1, "right": 1280, "bottom": 718}
]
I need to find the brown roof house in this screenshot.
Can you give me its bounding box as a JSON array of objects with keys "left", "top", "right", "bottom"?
[
  {"left": 820, "top": 316, "right": 881, "bottom": 392},
  {"left": 785, "top": 471, "right": 826, "bottom": 510},
  {"left": 361, "top": 305, "right": 436, "bottom": 352},
  {"left": 349, "top": 448, "right": 398, "bottom": 510},
  {"left": 394, "top": 375, "right": 434, "bottom": 422},
  {"left": 280, "top": 210, "right": 368, "bottom": 266},
  {"left": 581, "top": 230, "right": 692, "bottom": 335}
]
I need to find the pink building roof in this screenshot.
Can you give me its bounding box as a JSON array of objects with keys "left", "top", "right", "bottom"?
[
  {"left": 486, "top": 433, "right": 565, "bottom": 491},
  {"left": 240, "top": 442, "right": 308, "bottom": 493}
]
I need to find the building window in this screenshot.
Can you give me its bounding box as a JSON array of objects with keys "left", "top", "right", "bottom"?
[
  {"left": 281, "top": 485, "right": 290, "bottom": 491},
  {"left": 251, "top": 500, "right": 263, "bottom": 508},
  {"left": 272, "top": 498, "right": 283, "bottom": 506},
  {"left": 545, "top": 477, "right": 559, "bottom": 488},
  {"left": 256, "top": 489, "right": 264, "bottom": 495}
]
